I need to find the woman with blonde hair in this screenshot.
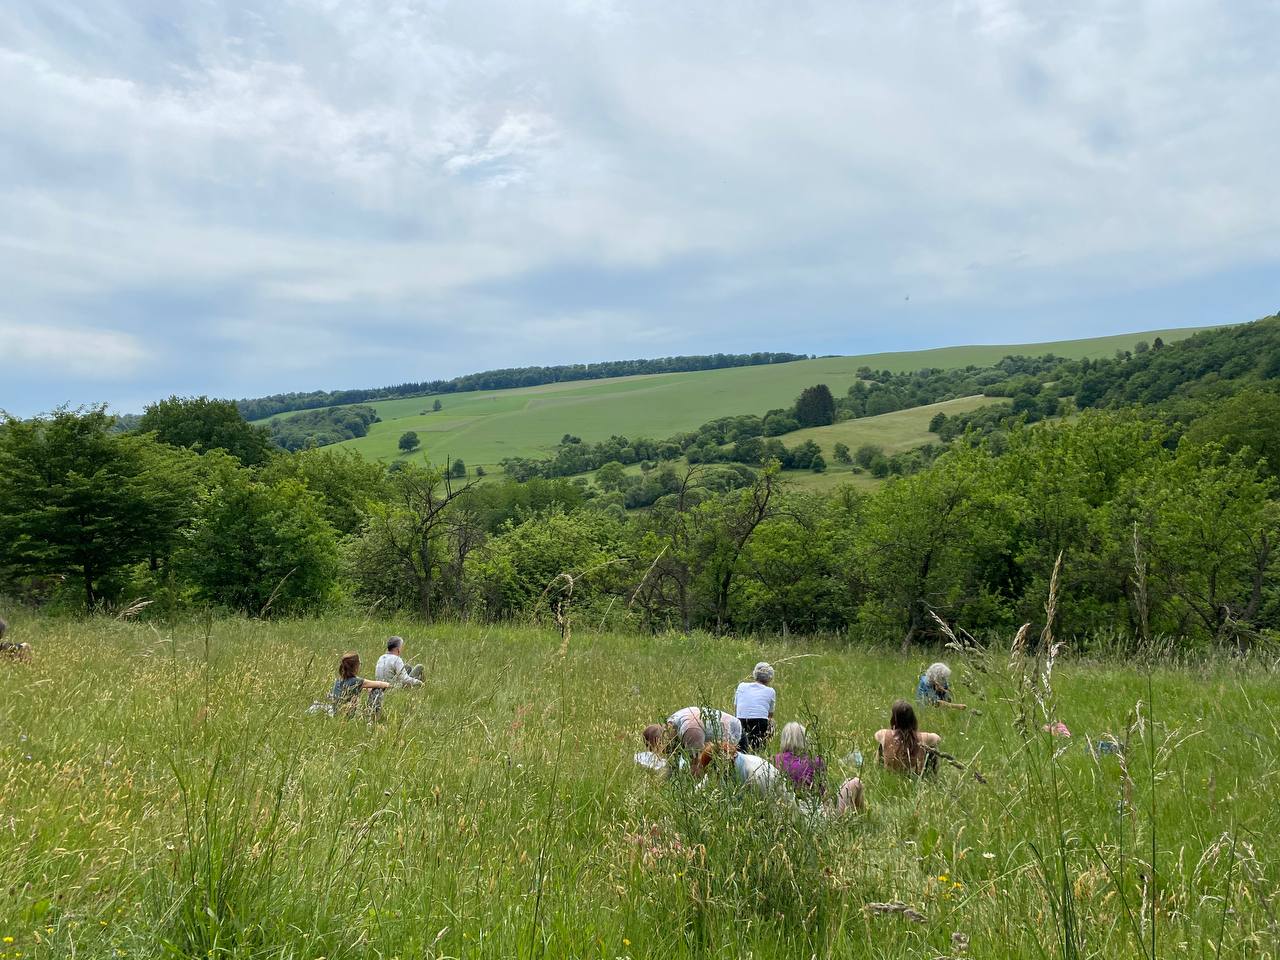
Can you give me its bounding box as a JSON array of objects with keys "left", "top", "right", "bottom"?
[{"left": 773, "top": 721, "right": 865, "bottom": 814}]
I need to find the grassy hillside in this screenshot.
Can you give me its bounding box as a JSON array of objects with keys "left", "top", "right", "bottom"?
[
  {"left": 2, "top": 615, "right": 1274, "bottom": 959},
  {"left": 270, "top": 326, "right": 1210, "bottom": 470}
]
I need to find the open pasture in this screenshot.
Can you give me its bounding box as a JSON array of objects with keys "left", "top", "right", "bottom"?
[
  {"left": 272, "top": 326, "right": 1209, "bottom": 471},
  {"left": 1, "top": 615, "right": 1276, "bottom": 959}
]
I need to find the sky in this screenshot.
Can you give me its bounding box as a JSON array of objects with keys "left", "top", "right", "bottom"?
[{"left": 2, "top": 1, "right": 1278, "bottom": 416}]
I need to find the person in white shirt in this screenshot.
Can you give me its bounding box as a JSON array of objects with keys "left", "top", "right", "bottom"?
[
  {"left": 692, "top": 742, "right": 790, "bottom": 800},
  {"left": 368, "top": 636, "right": 423, "bottom": 713},
  {"left": 734, "top": 662, "right": 776, "bottom": 753},
  {"left": 666, "top": 707, "right": 743, "bottom": 755}
]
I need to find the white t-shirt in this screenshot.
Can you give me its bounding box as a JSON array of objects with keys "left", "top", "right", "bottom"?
[
  {"left": 375, "top": 653, "right": 422, "bottom": 686},
  {"left": 734, "top": 752, "right": 787, "bottom": 797},
  {"left": 667, "top": 707, "right": 743, "bottom": 744},
  {"left": 734, "top": 681, "right": 776, "bottom": 720},
  {"left": 634, "top": 751, "right": 667, "bottom": 772}
]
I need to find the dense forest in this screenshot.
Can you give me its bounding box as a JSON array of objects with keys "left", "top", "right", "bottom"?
[
  {"left": 2, "top": 317, "right": 1277, "bottom": 650},
  {"left": 236, "top": 351, "right": 808, "bottom": 421}
]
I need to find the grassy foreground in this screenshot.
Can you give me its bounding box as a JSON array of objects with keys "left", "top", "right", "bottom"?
[{"left": 1, "top": 615, "right": 1276, "bottom": 959}]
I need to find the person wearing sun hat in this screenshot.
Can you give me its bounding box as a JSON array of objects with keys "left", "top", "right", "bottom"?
[{"left": 734, "top": 661, "right": 777, "bottom": 753}]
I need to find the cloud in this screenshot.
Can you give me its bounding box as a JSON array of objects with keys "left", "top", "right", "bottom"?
[
  {"left": 0, "top": 320, "right": 150, "bottom": 380},
  {"left": 0, "top": 0, "right": 1277, "bottom": 414}
]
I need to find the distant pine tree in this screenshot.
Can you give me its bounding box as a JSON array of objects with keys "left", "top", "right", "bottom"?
[{"left": 793, "top": 384, "right": 836, "bottom": 427}]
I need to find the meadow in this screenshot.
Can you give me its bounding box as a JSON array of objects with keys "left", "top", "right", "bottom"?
[
  {"left": 265, "top": 327, "right": 1209, "bottom": 471},
  {"left": 2, "top": 614, "right": 1276, "bottom": 959}
]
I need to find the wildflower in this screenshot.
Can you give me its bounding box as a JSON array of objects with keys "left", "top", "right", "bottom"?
[
  {"left": 623, "top": 939, "right": 631, "bottom": 946},
  {"left": 2, "top": 938, "right": 12, "bottom": 945},
  {"left": 937, "top": 874, "right": 949, "bottom": 883}
]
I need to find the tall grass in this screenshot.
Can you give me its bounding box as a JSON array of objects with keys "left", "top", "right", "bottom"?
[{"left": 0, "top": 613, "right": 1276, "bottom": 958}]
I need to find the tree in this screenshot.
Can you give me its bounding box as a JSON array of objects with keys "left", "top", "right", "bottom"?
[
  {"left": 349, "top": 464, "right": 477, "bottom": 617},
  {"left": 832, "top": 442, "right": 852, "bottom": 465},
  {"left": 181, "top": 475, "right": 339, "bottom": 614},
  {"left": 595, "top": 461, "right": 628, "bottom": 492},
  {"left": 138, "top": 395, "right": 273, "bottom": 466},
  {"left": 451, "top": 458, "right": 467, "bottom": 478},
  {"left": 928, "top": 412, "right": 948, "bottom": 434},
  {"left": 854, "top": 444, "right": 883, "bottom": 469},
  {"left": 0, "top": 408, "right": 200, "bottom": 608},
  {"left": 399, "top": 431, "right": 420, "bottom": 453},
  {"left": 688, "top": 463, "right": 785, "bottom": 632},
  {"left": 1134, "top": 340, "right": 1150, "bottom": 354},
  {"left": 855, "top": 446, "right": 1010, "bottom": 647},
  {"left": 1127, "top": 445, "right": 1278, "bottom": 645},
  {"left": 467, "top": 509, "right": 626, "bottom": 619},
  {"left": 475, "top": 465, "right": 487, "bottom": 478},
  {"left": 1182, "top": 389, "right": 1280, "bottom": 479},
  {"left": 793, "top": 384, "right": 836, "bottom": 428},
  {"left": 262, "top": 447, "right": 387, "bottom": 536},
  {"left": 810, "top": 453, "right": 827, "bottom": 473},
  {"left": 433, "top": 399, "right": 443, "bottom": 412}
]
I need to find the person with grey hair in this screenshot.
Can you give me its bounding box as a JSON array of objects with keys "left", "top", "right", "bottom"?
[
  {"left": 734, "top": 661, "right": 777, "bottom": 753},
  {"left": 368, "top": 636, "right": 424, "bottom": 714},
  {"left": 916, "top": 662, "right": 966, "bottom": 709},
  {"left": 375, "top": 636, "right": 424, "bottom": 687}
]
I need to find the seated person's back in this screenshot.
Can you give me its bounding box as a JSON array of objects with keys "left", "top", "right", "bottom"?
[{"left": 876, "top": 699, "right": 940, "bottom": 775}]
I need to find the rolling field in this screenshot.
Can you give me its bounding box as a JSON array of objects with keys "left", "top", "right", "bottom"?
[
  {"left": 269, "top": 326, "right": 1212, "bottom": 471},
  {"left": 1, "top": 614, "right": 1276, "bottom": 959}
]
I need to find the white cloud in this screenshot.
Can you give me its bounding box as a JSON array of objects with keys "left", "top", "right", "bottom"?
[
  {"left": 0, "top": 320, "right": 150, "bottom": 379},
  {"left": 0, "top": 0, "right": 1277, "bottom": 412}
]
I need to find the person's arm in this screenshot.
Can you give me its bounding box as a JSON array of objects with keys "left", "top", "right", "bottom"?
[
  {"left": 395, "top": 658, "right": 423, "bottom": 687},
  {"left": 362, "top": 679, "right": 392, "bottom": 690},
  {"left": 935, "top": 698, "right": 967, "bottom": 710}
]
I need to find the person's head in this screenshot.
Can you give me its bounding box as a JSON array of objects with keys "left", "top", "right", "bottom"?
[
  {"left": 753, "top": 661, "right": 775, "bottom": 685},
  {"left": 925, "top": 662, "right": 951, "bottom": 692},
  {"left": 387, "top": 635, "right": 404, "bottom": 654},
  {"left": 779, "top": 721, "right": 808, "bottom": 755},
  {"left": 693, "top": 741, "right": 738, "bottom": 779},
  {"left": 643, "top": 723, "right": 664, "bottom": 751},
  {"left": 890, "top": 699, "right": 918, "bottom": 735},
  {"left": 338, "top": 652, "right": 360, "bottom": 679}
]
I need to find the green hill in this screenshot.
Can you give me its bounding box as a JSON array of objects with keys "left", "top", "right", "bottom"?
[{"left": 271, "top": 326, "right": 1211, "bottom": 470}]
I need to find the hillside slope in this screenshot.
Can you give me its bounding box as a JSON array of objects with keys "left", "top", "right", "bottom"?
[{"left": 303, "top": 325, "right": 1210, "bottom": 468}]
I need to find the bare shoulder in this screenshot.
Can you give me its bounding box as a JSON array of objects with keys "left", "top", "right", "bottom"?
[
  {"left": 874, "top": 729, "right": 891, "bottom": 746},
  {"left": 920, "top": 732, "right": 942, "bottom": 748}
]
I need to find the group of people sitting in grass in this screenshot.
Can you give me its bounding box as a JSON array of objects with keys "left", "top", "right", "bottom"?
[
  {"left": 636, "top": 660, "right": 967, "bottom": 814},
  {"left": 313, "top": 635, "right": 426, "bottom": 717}
]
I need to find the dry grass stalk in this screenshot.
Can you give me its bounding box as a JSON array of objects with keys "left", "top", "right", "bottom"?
[
  {"left": 115, "top": 598, "right": 153, "bottom": 621},
  {"left": 865, "top": 901, "right": 927, "bottom": 923}
]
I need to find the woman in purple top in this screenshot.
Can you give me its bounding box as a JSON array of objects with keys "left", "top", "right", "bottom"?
[
  {"left": 773, "top": 722, "right": 827, "bottom": 793},
  {"left": 773, "top": 721, "right": 865, "bottom": 813}
]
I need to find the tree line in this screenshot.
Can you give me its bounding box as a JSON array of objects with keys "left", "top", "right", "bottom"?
[{"left": 1, "top": 400, "right": 1276, "bottom": 651}]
